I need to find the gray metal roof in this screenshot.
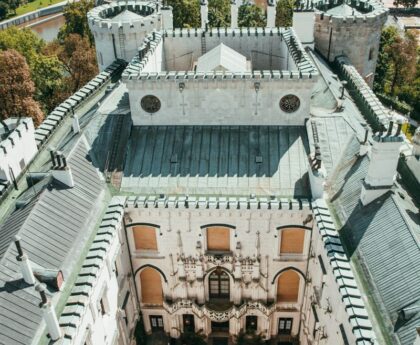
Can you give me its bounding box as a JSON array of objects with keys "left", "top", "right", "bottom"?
[
  {"left": 329, "top": 135, "right": 420, "bottom": 345},
  {"left": 121, "top": 126, "right": 310, "bottom": 197},
  {"left": 0, "top": 137, "right": 105, "bottom": 345}
]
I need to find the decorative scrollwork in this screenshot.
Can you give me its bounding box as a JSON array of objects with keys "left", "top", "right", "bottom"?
[{"left": 280, "top": 94, "right": 300, "bottom": 113}]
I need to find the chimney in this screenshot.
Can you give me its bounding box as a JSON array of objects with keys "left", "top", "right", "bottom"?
[
  {"left": 72, "top": 115, "right": 80, "bottom": 134},
  {"left": 359, "top": 128, "right": 369, "bottom": 156},
  {"left": 412, "top": 128, "right": 420, "bottom": 157},
  {"left": 266, "top": 0, "right": 276, "bottom": 28},
  {"left": 35, "top": 284, "right": 62, "bottom": 341},
  {"left": 308, "top": 144, "right": 327, "bottom": 200},
  {"left": 161, "top": 5, "right": 173, "bottom": 30},
  {"left": 360, "top": 117, "right": 405, "bottom": 206},
  {"left": 230, "top": 0, "right": 238, "bottom": 28},
  {"left": 51, "top": 151, "right": 74, "bottom": 188},
  {"left": 14, "top": 235, "right": 36, "bottom": 285}
]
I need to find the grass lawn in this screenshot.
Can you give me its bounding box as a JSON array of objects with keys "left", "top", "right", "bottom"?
[{"left": 13, "top": 0, "right": 64, "bottom": 17}]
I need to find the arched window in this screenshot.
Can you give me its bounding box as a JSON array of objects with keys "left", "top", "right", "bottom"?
[
  {"left": 140, "top": 267, "right": 163, "bottom": 305},
  {"left": 133, "top": 225, "right": 158, "bottom": 251},
  {"left": 277, "top": 270, "right": 300, "bottom": 302},
  {"left": 207, "top": 226, "right": 230, "bottom": 252},
  {"left": 280, "top": 228, "right": 305, "bottom": 254},
  {"left": 209, "top": 269, "right": 230, "bottom": 299}
]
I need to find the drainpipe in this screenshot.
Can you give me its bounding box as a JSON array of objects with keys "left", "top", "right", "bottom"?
[
  {"left": 123, "top": 218, "right": 141, "bottom": 315},
  {"left": 298, "top": 217, "right": 314, "bottom": 342}
]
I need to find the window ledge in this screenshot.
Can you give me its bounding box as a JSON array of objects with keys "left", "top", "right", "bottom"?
[
  {"left": 274, "top": 254, "right": 306, "bottom": 262},
  {"left": 133, "top": 251, "right": 165, "bottom": 259}
]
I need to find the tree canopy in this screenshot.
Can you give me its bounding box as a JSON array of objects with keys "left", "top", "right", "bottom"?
[
  {"left": 58, "top": 0, "right": 94, "bottom": 43},
  {"left": 208, "top": 0, "right": 230, "bottom": 27},
  {"left": 393, "top": 0, "right": 418, "bottom": 8},
  {"left": 166, "top": 0, "right": 200, "bottom": 28},
  {"left": 275, "top": 0, "right": 294, "bottom": 27},
  {"left": 0, "top": 49, "right": 44, "bottom": 125},
  {"left": 238, "top": 3, "right": 266, "bottom": 27}
]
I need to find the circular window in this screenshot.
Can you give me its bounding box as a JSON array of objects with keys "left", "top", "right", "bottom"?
[
  {"left": 141, "top": 95, "right": 161, "bottom": 113},
  {"left": 280, "top": 94, "right": 300, "bottom": 113}
]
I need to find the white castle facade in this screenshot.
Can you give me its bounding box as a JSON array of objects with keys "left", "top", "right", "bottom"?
[{"left": 2, "top": 1, "right": 420, "bottom": 345}]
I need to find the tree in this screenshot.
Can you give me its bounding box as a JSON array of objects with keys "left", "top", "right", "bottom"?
[
  {"left": 393, "top": 0, "right": 418, "bottom": 8},
  {"left": 179, "top": 330, "right": 207, "bottom": 345},
  {"left": 275, "top": 0, "right": 294, "bottom": 27},
  {"left": 166, "top": 0, "right": 200, "bottom": 28},
  {"left": 234, "top": 330, "right": 266, "bottom": 345},
  {"left": 238, "top": 3, "right": 266, "bottom": 27},
  {"left": 54, "top": 34, "right": 98, "bottom": 93},
  {"left": 8, "top": 0, "right": 19, "bottom": 14},
  {"left": 0, "top": 50, "right": 44, "bottom": 126},
  {"left": 0, "top": 1, "right": 9, "bottom": 20},
  {"left": 208, "top": 0, "right": 230, "bottom": 27},
  {"left": 386, "top": 31, "right": 417, "bottom": 95},
  {"left": 58, "top": 0, "right": 94, "bottom": 43}
]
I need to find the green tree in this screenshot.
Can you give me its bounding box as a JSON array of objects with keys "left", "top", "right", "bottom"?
[
  {"left": 275, "top": 0, "right": 294, "bottom": 27},
  {"left": 8, "top": 0, "right": 19, "bottom": 14},
  {"left": 374, "top": 26, "right": 399, "bottom": 93},
  {"left": 179, "top": 330, "right": 207, "bottom": 345},
  {"left": 234, "top": 330, "right": 266, "bottom": 345},
  {"left": 238, "top": 3, "right": 266, "bottom": 27},
  {"left": 166, "top": 0, "right": 200, "bottom": 28},
  {"left": 393, "top": 0, "right": 418, "bottom": 8},
  {"left": 0, "top": 1, "right": 9, "bottom": 20},
  {"left": 0, "top": 49, "right": 44, "bottom": 126},
  {"left": 58, "top": 0, "right": 94, "bottom": 43},
  {"left": 208, "top": 0, "right": 230, "bottom": 27}
]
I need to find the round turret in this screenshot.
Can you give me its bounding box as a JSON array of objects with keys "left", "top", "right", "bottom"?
[
  {"left": 88, "top": 1, "right": 173, "bottom": 71},
  {"left": 313, "top": 0, "right": 387, "bottom": 86}
]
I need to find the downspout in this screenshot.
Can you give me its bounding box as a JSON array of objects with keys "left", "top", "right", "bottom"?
[
  {"left": 298, "top": 219, "right": 314, "bottom": 342},
  {"left": 123, "top": 218, "right": 141, "bottom": 313}
]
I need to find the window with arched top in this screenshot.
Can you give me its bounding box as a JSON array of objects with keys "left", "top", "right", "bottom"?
[
  {"left": 280, "top": 228, "right": 305, "bottom": 254},
  {"left": 133, "top": 225, "right": 158, "bottom": 251},
  {"left": 277, "top": 270, "right": 300, "bottom": 303},
  {"left": 140, "top": 267, "right": 163, "bottom": 305},
  {"left": 206, "top": 226, "right": 230, "bottom": 252}
]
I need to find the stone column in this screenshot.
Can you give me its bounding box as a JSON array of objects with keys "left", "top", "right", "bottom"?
[
  {"left": 231, "top": 0, "right": 238, "bottom": 28},
  {"left": 266, "top": 0, "right": 276, "bottom": 28},
  {"left": 200, "top": 0, "right": 208, "bottom": 29}
]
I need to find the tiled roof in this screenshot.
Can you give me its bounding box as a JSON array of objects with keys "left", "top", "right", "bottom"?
[
  {"left": 121, "top": 126, "right": 310, "bottom": 197},
  {"left": 0, "top": 137, "right": 106, "bottom": 345}
]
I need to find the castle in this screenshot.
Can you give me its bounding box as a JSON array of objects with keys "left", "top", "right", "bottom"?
[{"left": 0, "top": 1, "right": 419, "bottom": 345}]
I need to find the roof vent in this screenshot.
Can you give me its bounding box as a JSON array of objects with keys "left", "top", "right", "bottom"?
[
  {"left": 50, "top": 150, "right": 74, "bottom": 188},
  {"left": 255, "top": 155, "right": 263, "bottom": 164},
  {"left": 14, "top": 235, "right": 36, "bottom": 285},
  {"left": 35, "top": 284, "right": 62, "bottom": 341},
  {"left": 170, "top": 154, "right": 178, "bottom": 163}
]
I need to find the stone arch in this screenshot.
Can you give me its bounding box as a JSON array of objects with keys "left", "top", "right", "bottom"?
[
  {"left": 134, "top": 264, "right": 168, "bottom": 283},
  {"left": 276, "top": 270, "right": 301, "bottom": 303},
  {"left": 138, "top": 267, "right": 164, "bottom": 305}
]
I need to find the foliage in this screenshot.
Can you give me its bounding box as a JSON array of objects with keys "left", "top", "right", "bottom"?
[
  {"left": 374, "top": 28, "right": 419, "bottom": 122},
  {"left": 13, "top": 0, "right": 61, "bottom": 16},
  {"left": 58, "top": 0, "right": 94, "bottom": 43},
  {"left": 166, "top": 0, "right": 200, "bottom": 28},
  {"left": 179, "top": 330, "right": 207, "bottom": 345},
  {"left": 208, "top": 0, "right": 230, "bottom": 27},
  {"left": 0, "top": 1, "right": 9, "bottom": 19},
  {"left": 393, "top": 0, "right": 418, "bottom": 8},
  {"left": 234, "top": 330, "right": 266, "bottom": 345},
  {"left": 0, "top": 49, "right": 44, "bottom": 126},
  {"left": 275, "top": 0, "right": 294, "bottom": 27},
  {"left": 238, "top": 3, "right": 266, "bottom": 27}
]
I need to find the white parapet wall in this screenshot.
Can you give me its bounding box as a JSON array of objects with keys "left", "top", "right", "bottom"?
[{"left": 0, "top": 118, "right": 37, "bottom": 183}]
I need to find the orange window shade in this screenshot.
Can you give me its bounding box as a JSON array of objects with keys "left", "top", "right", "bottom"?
[
  {"left": 280, "top": 228, "right": 305, "bottom": 254},
  {"left": 140, "top": 268, "right": 163, "bottom": 305},
  {"left": 133, "top": 226, "right": 157, "bottom": 250},
  {"left": 207, "top": 227, "right": 230, "bottom": 251},
  {"left": 277, "top": 270, "right": 300, "bottom": 302}
]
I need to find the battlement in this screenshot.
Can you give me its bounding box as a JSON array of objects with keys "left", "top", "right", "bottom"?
[
  {"left": 122, "top": 27, "right": 318, "bottom": 81},
  {"left": 313, "top": 0, "right": 388, "bottom": 24}
]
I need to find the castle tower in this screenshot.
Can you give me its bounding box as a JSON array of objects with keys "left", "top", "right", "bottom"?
[
  {"left": 88, "top": 1, "right": 173, "bottom": 71},
  {"left": 313, "top": 0, "right": 387, "bottom": 86}
]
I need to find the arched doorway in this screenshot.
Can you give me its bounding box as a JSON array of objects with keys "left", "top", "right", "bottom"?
[
  {"left": 139, "top": 267, "right": 163, "bottom": 305},
  {"left": 209, "top": 268, "right": 230, "bottom": 300}
]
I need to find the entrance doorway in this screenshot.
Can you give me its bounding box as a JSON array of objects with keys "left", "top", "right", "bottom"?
[
  {"left": 209, "top": 269, "right": 230, "bottom": 300},
  {"left": 212, "top": 338, "right": 229, "bottom": 345},
  {"left": 183, "top": 314, "right": 195, "bottom": 333},
  {"left": 211, "top": 321, "right": 229, "bottom": 333},
  {"left": 150, "top": 315, "right": 164, "bottom": 332},
  {"left": 278, "top": 317, "right": 293, "bottom": 335}
]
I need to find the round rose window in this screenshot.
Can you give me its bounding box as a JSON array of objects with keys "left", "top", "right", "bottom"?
[
  {"left": 141, "top": 95, "right": 161, "bottom": 113},
  {"left": 280, "top": 94, "right": 300, "bottom": 113}
]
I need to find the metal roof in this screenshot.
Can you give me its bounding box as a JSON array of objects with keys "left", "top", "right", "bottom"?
[
  {"left": 329, "top": 135, "right": 420, "bottom": 345},
  {"left": 0, "top": 137, "right": 106, "bottom": 345},
  {"left": 121, "top": 125, "right": 310, "bottom": 197}
]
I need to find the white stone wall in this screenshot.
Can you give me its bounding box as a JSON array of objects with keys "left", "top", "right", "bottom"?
[
  {"left": 293, "top": 12, "right": 315, "bottom": 48},
  {"left": 0, "top": 118, "right": 37, "bottom": 182},
  {"left": 124, "top": 203, "right": 314, "bottom": 339}
]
